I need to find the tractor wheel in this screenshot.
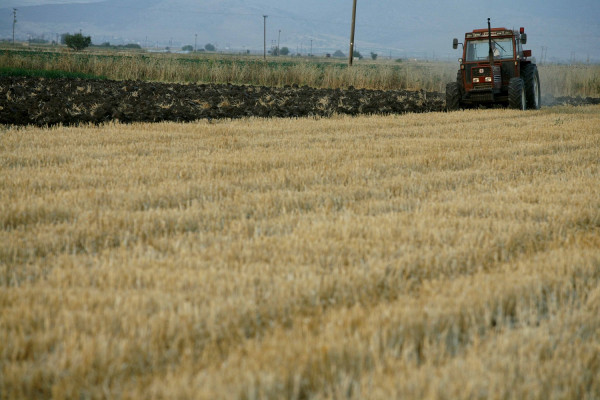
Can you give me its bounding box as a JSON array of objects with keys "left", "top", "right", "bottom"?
[
  {"left": 522, "top": 64, "right": 541, "bottom": 109},
  {"left": 508, "top": 77, "right": 526, "bottom": 110},
  {"left": 456, "top": 70, "right": 464, "bottom": 96},
  {"left": 446, "top": 82, "right": 461, "bottom": 111}
]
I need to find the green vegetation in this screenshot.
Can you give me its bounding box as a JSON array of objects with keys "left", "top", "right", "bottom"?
[
  {"left": 64, "top": 33, "right": 92, "bottom": 51},
  {"left": 0, "top": 66, "right": 106, "bottom": 80},
  {"left": 94, "top": 42, "right": 142, "bottom": 50},
  {"left": 333, "top": 50, "right": 345, "bottom": 58}
]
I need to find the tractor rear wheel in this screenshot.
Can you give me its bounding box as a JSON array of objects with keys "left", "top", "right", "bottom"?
[
  {"left": 508, "top": 77, "right": 526, "bottom": 110},
  {"left": 456, "top": 70, "right": 464, "bottom": 96},
  {"left": 522, "top": 64, "right": 541, "bottom": 109},
  {"left": 446, "top": 82, "right": 461, "bottom": 111}
]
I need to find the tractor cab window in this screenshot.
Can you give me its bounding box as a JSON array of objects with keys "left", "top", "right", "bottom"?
[{"left": 465, "top": 38, "right": 514, "bottom": 61}]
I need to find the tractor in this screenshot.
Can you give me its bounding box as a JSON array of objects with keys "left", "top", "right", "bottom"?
[{"left": 446, "top": 18, "right": 540, "bottom": 110}]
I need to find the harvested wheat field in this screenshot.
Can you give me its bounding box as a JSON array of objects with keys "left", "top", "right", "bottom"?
[{"left": 1, "top": 106, "right": 600, "bottom": 399}]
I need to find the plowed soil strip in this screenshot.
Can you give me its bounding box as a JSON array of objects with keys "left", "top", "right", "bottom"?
[
  {"left": 2, "top": 76, "right": 599, "bottom": 127},
  {"left": 1, "top": 76, "right": 444, "bottom": 126}
]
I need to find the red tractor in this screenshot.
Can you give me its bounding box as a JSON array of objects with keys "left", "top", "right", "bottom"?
[{"left": 446, "top": 19, "right": 540, "bottom": 110}]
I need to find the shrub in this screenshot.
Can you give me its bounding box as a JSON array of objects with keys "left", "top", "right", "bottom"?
[{"left": 65, "top": 33, "right": 92, "bottom": 51}]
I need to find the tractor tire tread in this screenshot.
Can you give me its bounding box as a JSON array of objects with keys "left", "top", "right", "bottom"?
[
  {"left": 446, "top": 82, "right": 461, "bottom": 111},
  {"left": 508, "top": 77, "right": 525, "bottom": 110},
  {"left": 522, "top": 64, "right": 541, "bottom": 109}
]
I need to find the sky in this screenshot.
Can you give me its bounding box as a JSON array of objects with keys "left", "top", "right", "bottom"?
[{"left": 2, "top": 0, "right": 599, "bottom": 62}]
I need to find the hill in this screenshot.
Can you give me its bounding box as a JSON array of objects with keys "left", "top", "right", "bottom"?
[{"left": 1, "top": 0, "right": 599, "bottom": 61}]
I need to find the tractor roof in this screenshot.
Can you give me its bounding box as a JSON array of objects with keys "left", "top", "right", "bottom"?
[
  {"left": 466, "top": 28, "right": 516, "bottom": 39},
  {"left": 472, "top": 27, "right": 508, "bottom": 33}
]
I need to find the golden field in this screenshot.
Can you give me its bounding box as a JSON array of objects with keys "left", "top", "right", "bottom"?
[{"left": 1, "top": 106, "right": 600, "bottom": 399}]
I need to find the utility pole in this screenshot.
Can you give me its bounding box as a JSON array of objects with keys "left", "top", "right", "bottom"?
[
  {"left": 12, "top": 8, "right": 17, "bottom": 45},
  {"left": 194, "top": 34, "right": 197, "bottom": 52},
  {"left": 310, "top": 39, "right": 313, "bottom": 57},
  {"left": 540, "top": 46, "right": 546, "bottom": 65},
  {"left": 348, "top": 0, "right": 357, "bottom": 66},
  {"left": 277, "top": 29, "right": 281, "bottom": 56},
  {"left": 263, "top": 15, "right": 268, "bottom": 60}
]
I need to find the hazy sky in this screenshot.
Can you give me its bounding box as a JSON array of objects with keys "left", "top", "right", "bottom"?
[{"left": 3, "top": 0, "right": 599, "bottom": 62}]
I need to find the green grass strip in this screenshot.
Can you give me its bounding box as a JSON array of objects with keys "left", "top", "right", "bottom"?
[{"left": 0, "top": 67, "right": 106, "bottom": 80}]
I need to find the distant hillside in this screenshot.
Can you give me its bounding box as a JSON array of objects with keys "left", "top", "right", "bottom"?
[{"left": 1, "top": 0, "right": 599, "bottom": 61}]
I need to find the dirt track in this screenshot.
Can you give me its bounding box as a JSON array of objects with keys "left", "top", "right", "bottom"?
[{"left": 1, "top": 76, "right": 598, "bottom": 126}]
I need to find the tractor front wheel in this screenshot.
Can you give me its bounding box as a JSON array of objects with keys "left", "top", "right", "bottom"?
[
  {"left": 522, "top": 64, "right": 541, "bottom": 109},
  {"left": 508, "top": 77, "right": 526, "bottom": 110},
  {"left": 446, "top": 82, "right": 461, "bottom": 111}
]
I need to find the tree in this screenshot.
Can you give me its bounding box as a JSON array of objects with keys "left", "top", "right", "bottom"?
[
  {"left": 333, "top": 50, "right": 345, "bottom": 58},
  {"left": 182, "top": 45, "right": 194, "bottom": 52},
  {"left": 280, "top": 46, "right": 289, "bottom": 56},
  {"left": 65, "top": 33, "right": 91, "bottom": 51},
  {"left": 370, "top": 52, "right": 378, "bottom": 60},
  {"left": 205, "top": 43, "right": 216, "bottom": 51},
  {"left": 353, "top": 50, "right": 363, "bottom": 60}
]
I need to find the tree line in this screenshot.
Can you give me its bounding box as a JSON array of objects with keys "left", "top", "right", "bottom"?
[{"left": 57, "top": 33, "right": 379, "bottom": 60}]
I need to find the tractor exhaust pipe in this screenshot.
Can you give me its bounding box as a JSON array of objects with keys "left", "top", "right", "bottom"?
[{"left": 487, "top": 18, "right": 495, "bottom": 66}]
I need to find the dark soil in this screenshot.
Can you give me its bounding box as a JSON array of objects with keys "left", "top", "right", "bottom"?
[
  {"left": 0, "top": 76, "right": 443, "bottom": 127},
  {"left": 542, "top": 94, "right": 600, "bottom": 107},
  {"left": 1, "top": 76, "right": 598, "bottom": 127}
]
